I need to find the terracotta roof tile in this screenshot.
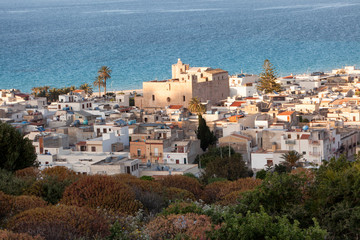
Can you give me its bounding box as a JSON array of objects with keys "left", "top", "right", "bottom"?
[
  {"left": 169, "top": 105, "right": 183, "bottom": 109},
  {"left": 278, "top": 111, "right": 295, "bottom": 116}
]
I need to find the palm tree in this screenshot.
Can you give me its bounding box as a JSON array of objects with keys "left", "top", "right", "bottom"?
[
  {"left": 79, "top": 83, "right": 93, "bottom": 96},
  {"left": 188, "top": 97, "right": 206, "bottom": 116},
  {"left": 31, "top": 87, "right": 40, "bottom": 97},
  {"left": 281, "top": 150, "right": 303, "bottom": 168},
  {"left": 93, "top": 76, "right": 104, "bottom": 97},
  {"left": 98, "top": 66, "right": 112, "bottom": 96}
]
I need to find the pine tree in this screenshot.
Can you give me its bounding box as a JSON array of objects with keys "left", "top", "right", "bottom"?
[{"left": 257, "top": 59, "right": 281, "bottom": 94}]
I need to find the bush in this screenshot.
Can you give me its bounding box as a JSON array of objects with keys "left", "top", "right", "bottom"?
[
  {"left": 41, "top": 166, "right": 78, "bottom": 181},
  {"left": 216, "top": 178, "right": 262, "bottom": 201},
  {"left": 0, "top": 230, "right": 44, "bottom": 240},
  {"left": 0, "top": 191, "right": 13, "bottom": 224},
  {"left": 207, "top": 207, "right": 327, "bottom": 240},
  {"left": 159, "top": 175, "right": 203, "bottom": 198},
  {"left": 61, "top": 175, "right": 142, "bottom": 214},
  {"left": 147, "top": 213, "right": 214, "bottom": 240},
  {"left": 7, "top": 205, "right": 110, "bottom": 240},
  {"left": 162, "top": 202, "right": 204, "bottom": 216},
  {"left": 139, "top": 176, "right": 154, "bottom": 181},
  {"left": 0, "top": 169, "right": 27, "bottom": 195},
  {"left": 255, "top": 169, "right": 267, "bottom": 180},
  {"left": 0, "top": 192, "right": 47, "bottom": 227},
  {"left": 163, "top": 187, "right": 196, "bottom": 202},
  {"left": 202, "top": 181, "right": 230, "bottom": 204}
]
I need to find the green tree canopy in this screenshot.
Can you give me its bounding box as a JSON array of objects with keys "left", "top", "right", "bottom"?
[
  {"left": 257, "top": 59, "right": 281, "bottom": 94},
  {"left": 0, "top": 123, "right": 37, "bottom": 172},
  {"left": 202, "top": 154, "right": 250, "bottom": 182}
]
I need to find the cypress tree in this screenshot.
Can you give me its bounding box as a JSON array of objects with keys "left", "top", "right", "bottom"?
[{"left": 196, "top": 115, "right": 216, "bottom": 151}]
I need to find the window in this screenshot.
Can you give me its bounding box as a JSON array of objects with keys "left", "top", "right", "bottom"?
[
  {"left": 152, "top": 95, "right": 155, "bottom": 101},
  {"left": 297, "top": 135, "right": 300, "bottom": 140},
  {"left": 176, "top": 159, "right": 179, "bottom": 164},
  {"left": 137, "top": 149, "right": 141, "bottom": 157},
  {"left": 126, "top": 166, "right": 130, "bottom": 174},
  {"left": 103, "top": 129, "right": 107, "bottom": 133},
  {"left": 288, "top": 134, "right": 291, "bottom": 139},
  {"left": 167, "top": 97, "right": 171, "bottom": 102},
  {"left": 91, "top": 147, "right": 96, "bottom": 152},
  {"left": 303, "top": 151, "right": 306, "bottom": 155},
  {"left": 267, "top": 160, "right": 273, "bottom": 166},
  {"left": 183, "top": 95, "right": 186, "bottom": 101},
  {"left": 184, "top": 158, "right": 187, "bottom": 164}
]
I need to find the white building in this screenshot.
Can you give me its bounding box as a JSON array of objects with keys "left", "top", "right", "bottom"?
[{"left": 229, "top": 74, "right": 258, "bottom": 98}]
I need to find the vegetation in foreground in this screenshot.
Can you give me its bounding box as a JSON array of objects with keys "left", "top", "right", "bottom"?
[{"left": 2, "top": 153, "right": 360, "bottom": 239}]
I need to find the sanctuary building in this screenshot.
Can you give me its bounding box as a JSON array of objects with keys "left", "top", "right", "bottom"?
[{"left": 135, "top": 59, "right": 229, "bottom": 108}]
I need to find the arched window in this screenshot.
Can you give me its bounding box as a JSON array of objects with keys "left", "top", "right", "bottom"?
[{"left": 167, "top": 97, "right": 171, "bottom": 102}]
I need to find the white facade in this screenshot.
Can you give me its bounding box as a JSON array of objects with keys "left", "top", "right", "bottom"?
[
  {"left": 115, "top": 94, "right": 130, "bottom": 107},
  {"left": 94, "top": 124, "right": 129, "bottom": 147},
  {"left": 229, "top": 74, "right": 258, "bottom": 98}
]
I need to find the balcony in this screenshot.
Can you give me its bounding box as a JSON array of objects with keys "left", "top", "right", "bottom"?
[{"left": 285, "top": 140, "right": 296, "bottom": 145}]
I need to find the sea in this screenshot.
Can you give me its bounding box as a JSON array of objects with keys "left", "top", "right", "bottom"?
[{"left": 1, "top": 0, "right": 360, "bottom": 93}]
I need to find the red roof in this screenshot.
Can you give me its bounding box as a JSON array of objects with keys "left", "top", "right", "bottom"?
[
  {"left": 245, "top": 97, "right": 259, "bottom": 100},
  {"left": 76, "top": 141, "right": 86, "bottom": 146},
  {"left": 278, "top": 111, "right": 295, "bottom": 116},
  {"left": 73, "top": 90, "right": 84, "bottom": 93},
  {"left": 282, "top": 75, "right": 294, "bottom": 79},
  {"left": 300, "top": 134, "right": 310, "bottom": 139},
  {"left": 169, "top": 105, "right": 183, "bottom": 109},
  {"left": 230, "top": 101, "right": 246, "bottom": 107}
]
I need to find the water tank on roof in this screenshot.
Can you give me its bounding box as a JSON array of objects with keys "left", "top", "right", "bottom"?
[
  {"left": 302, "top": 125, "right": 309, "bottom": 131},
  {"left": 83, "top": 119, "right": 88, "bottom": 125}
]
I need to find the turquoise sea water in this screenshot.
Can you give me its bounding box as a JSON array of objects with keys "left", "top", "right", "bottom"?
[{"left": 1, "top": 0, "right": 360, "bottom": 92}]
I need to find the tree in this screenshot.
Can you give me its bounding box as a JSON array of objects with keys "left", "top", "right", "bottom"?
[
  {"left": 79, "top": 83, "right": 93, "bottom": 96},
  {"left": 257, "top": 59, "right": 281, "bottom": 94},
  {"left": 196, "top": 115, "right": 216, "bottom": 151},
  {"left": 0, "top": 123, "right": 37, "bottom": 172},
  {"left": 202, "top": 154, "right": 250, "bottom": 182},
  {"left": 188, "top": 97, "right": 206, "bottom": 116},
  {"left": 281, "top": 150, "right": 303, "bottom": 168},
  {"left": 98, "top": 66, "right": 112, "bottom": 96},
  {"left": 93, "top": 75, "right": 104, "bottom": 97}
]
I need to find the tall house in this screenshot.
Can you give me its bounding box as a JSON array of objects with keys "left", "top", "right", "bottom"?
[{"left": 136, "top": 59, "right": 230, "bottom": 108}]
